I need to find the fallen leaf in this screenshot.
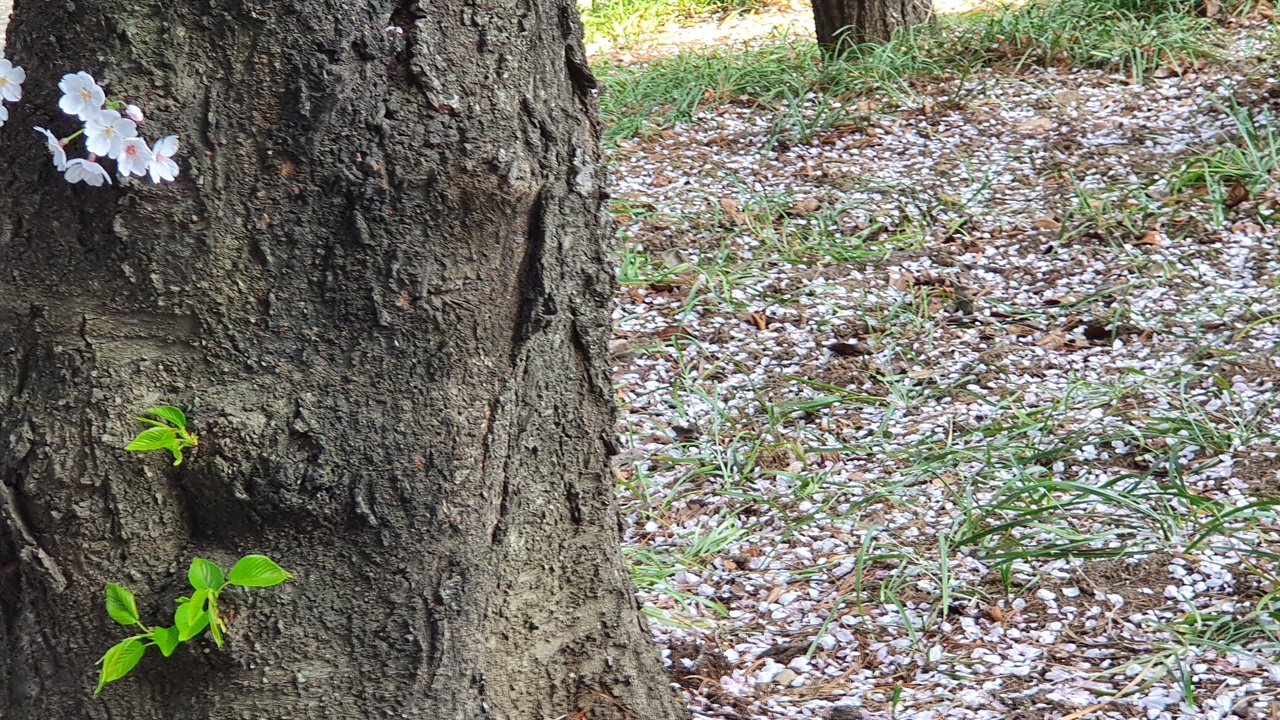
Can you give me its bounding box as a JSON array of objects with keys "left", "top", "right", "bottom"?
[
  {"left": 789, "top": 198, "right": 821, "bottom": 215},
  {"left": 1034, "top": 217, "right": 1062, "bottom": 230},
  {"left": 719, "top": 197, "right": 747, "bottom": 224},
  {"left": 652, "top": 173, "right": 674, "bottom": 188},
  {"left": 671, "top": 425, "right": 700, "bottom": 442},
  {"left": 1135, "top": 231, "right": 1166, "bottom": 247},
  {"left": 748, "top": 312, "right": 769, "bottom": 331},
  {"left": 888, "top": 272, "right": 914, "bottom": 292},
  {"left": 1225, "top": 182, "right": 1251, "bottom": 208},
  {"left": 656, "top": 326, "right": 695, "bottom": 342},
  {"left": 827, "top": 341, "right": 872, "bottom": 357}
]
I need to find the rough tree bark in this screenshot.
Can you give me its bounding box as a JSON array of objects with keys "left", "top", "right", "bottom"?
[
  {"left": 811, "top": 0, "right": 934, "bottom": 54},
  {"left": 0, "top": 1, "right": 686, "bottom": 718}
]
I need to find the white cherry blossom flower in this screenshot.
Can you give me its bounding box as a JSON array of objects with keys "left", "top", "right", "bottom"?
[
  {"left": 64, "top": 158, "right": 112, "bottom": 186},
  {"left": 148, "top": 135, "right": 180, "bottom": 183},
  {"left": 34, "top": 127, "right": 69, "bottom": 170},
  {"left": 0, "top": 103, "right": 7, "bottom": 128},
  {"left": 85, "top": 109, "right": 137, "bottom": 159},
  {"left": 58, "top": 71, "right": 106, "bottom": 121},
  {"left": 116, "top": 137, "right": 154, "bottom": 177},
  {"left": 125, "top": 104, "right": 145, "bottom": 123},
  {"left": 0, "top": 59, "right": 25, "bottom": 103}
]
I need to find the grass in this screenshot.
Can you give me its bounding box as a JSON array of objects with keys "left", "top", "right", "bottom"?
[
  {"left": 582, "top": 0, "right": 776, "bottom": 45},
  {"left": 595, "top": 0, "right": 1226, "bottom": 143},
  {"left": 1170, "top": 100, "right": 1280, "bottom": 224}
]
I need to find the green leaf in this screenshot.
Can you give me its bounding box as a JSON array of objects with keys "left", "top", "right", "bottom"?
[
  {"left": 207, "top": 596, "right": 224, "bottom": 648},
  {"left": 152, "top": 626, "right": 180, "bottom": 657},
  {"left": 105, "top": 583, "right": 139, "bottom": 626},
  {"left": 95, "top": 638, "right": 145, "bottom": 694},
  {"left": 125, "top": 426, "right": 179, "bottom": 452},
  {"left": 146, "top": 406, "right": 187, "bottom": 429},
  {"left": 187, "top": 558, "right": 224, "bottom": 591},
  {"left": 228, "top": 555, "right": 293, "bottom": 588},
  {"left": 175, "top": 589, "right": 210, "bottom": 641},
  {"left": 170, "top": 445, "right": 185, "bottom": 466}
]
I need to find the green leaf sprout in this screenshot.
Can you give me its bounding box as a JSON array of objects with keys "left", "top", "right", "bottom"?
[
  {"left": 124, "top": 406, "right": 198, "bottom": 466},
  {"left": 95, "top": 554, "right": 293, "bottom": 694}
]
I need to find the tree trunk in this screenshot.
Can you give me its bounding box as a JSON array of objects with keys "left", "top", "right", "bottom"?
[
  {"left": 811, "top": 0, "right": 933, "bottom": 54},
  {"left": 0, "top": 1, "right": 685, "bottom": 718}
]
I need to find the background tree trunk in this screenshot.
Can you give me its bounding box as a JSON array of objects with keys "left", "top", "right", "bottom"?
[
  {"left": 0, "top": 1, "right": 685, "bottom": 718},
  {"left": 811, "top": 0, "right": 934, "bottom": 54}
]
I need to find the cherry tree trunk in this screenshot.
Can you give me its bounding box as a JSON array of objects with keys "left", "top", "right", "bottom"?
[
  {"left": 811, "top": 0, "right": 934, "bottom": 53},
  {"left": 0, "top": 1, "right": 685, "bottom": 718}
]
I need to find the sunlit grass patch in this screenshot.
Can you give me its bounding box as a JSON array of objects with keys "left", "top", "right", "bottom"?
[{"left": 582, "top": 0, "right": 777, "bottom": 45}]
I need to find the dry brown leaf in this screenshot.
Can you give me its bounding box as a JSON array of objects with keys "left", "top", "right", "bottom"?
[
  {"left": 719, "top": 197, "right": 747, "bottom": 224},
  {"left": 656, "top": 326, "right": 695, "bottom": 342},
  {"left": 652, "top": 173, "right": 674, "bottom": 188},
  {"left": 827, "top": 341, "right": 871, "bottom": 357},
  {"left": 1034, "top": 217, "right": 1062, "bottom": 230},
  {"left": 790, "top": 198, "right": 821, "bottom": 215},
  {"left": 748, "top": 312, "right": 769, "bottom": 331},
  {"left": 1225, "top": 182, "right": 1251, "bottom": 208},
  {"left": 1036, "top": 331, "right": 1067, "bottom": 349},
  {"left": 1136, "top": 231, "right": 1166, "bottom": 247},
  {"left": 888, "top": 272, "right": 914, "bottom": 292}
]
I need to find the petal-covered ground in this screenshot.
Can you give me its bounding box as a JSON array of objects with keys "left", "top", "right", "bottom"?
[{"left": 602, "top": 11, "right": 1280, "bottom": 720}]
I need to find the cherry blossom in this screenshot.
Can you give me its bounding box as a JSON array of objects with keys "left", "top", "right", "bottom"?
[
  {"left": 116, "top": 138, "right": 154, "bottom": 177},
  {"left": 58, "top": 71, "right": 106, "bottom": 121},
  {"left": 148, "top": 135, "right": 180, "bottom": 184},
  {"left": 125, "top": 104, "right": 145, "bottom": 124},
  {"left": 0, "top": 58, "right": 25, "bottom": 103},
  {"left": 85, "top": 109, "right": 137, "bottom": 159},
  {"left": 0, "top": 103, "right": 8, "bottom": 128},
  {"left": 34, "top": 127, "right": 69, "bottom": 171},
  {"left": 64, "top": 158, "right": 112, "bottom": 186}
]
